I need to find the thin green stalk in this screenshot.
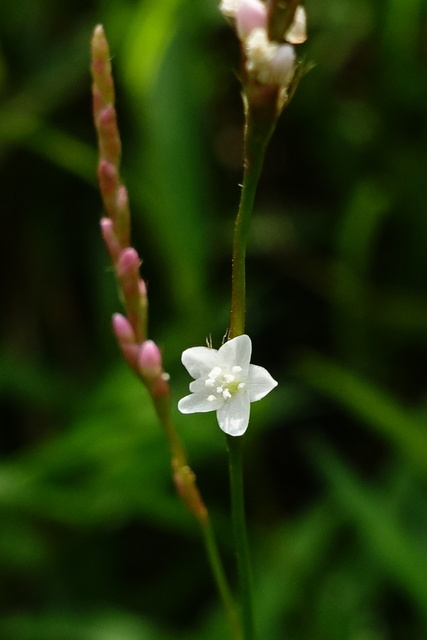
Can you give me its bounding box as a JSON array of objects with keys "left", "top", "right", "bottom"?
[
  {"left": 228, "top": 103, "right": 277, "bottom": 639},
  {"left": 230, "top": 107, "right": 275, "bottom": 338},
  {"left": 154, "top": 400, "right": 241, "bottom": 639},
  {"left": 201, "top": 518, "right": 243, "bottom": 640},
  {"left": 227, "top": 435, "right": 256, "bottom": 640}
]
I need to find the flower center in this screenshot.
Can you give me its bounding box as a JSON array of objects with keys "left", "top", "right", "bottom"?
[{"left": 205, "top": 365, "right": 245, "bottom": 402}]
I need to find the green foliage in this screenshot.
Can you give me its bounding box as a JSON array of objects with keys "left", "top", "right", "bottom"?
[{"left": 2, "top": 0, "right": 427, "bottom": 638}]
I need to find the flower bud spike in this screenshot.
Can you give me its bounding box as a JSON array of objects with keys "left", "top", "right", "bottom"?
[{"left": 91, "top": 25, "right": 115, "bottom": 107}]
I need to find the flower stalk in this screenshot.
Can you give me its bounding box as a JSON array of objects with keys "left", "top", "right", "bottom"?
[
  {"left": 217, "top": 3, "right": 309, "bottom": 637},
  {"left": 227, "top": 435, "right": 255, "bottom": 640}
]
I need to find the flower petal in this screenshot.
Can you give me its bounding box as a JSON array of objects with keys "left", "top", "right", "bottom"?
[
  {"left": 189, "top": 378, "right": 211, "bottom": 393},
  {"left": 217, "top": 334, "right": 252, "bottom": 372},
  {"left": 246, "top": 364, "right": 278, "bottom": 401},
  {"left": 178, "top": 392, "right": 224, "bottom": 414},
  {"left": 285, "top": 6, "right": 307, "bottom": 45},
  {"left": 216, "top": 392, "right": 250, "bottom": 436},
  {"left": 181, "top": 346, "right": 219, "bottom": 379}
]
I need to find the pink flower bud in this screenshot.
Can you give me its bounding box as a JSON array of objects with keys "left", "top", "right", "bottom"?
[
  {"left": 112, "top": 313, "right": 140, "bottom": 369},
  {"left": 98, "top": 159, "right": 118, "bottom": 194},
  {"left": 112, "top": 313, "right": 135, "bottom": 343},
  {"left": 236, "top": 0, "right": 267, "bottom": 39},
  {"left": 117, "top": 247, "right": 140, "bottom": 278},
  {"left": 100, "top": 218, "right": 121, "bottom": 263},
  {"left": 138, "top": 340, "right": 163, "bottom": 378}
]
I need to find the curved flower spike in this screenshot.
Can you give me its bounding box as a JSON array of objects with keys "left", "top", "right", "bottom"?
[{"left": 178, "top": 334, "right": 277, "bottom": 436}]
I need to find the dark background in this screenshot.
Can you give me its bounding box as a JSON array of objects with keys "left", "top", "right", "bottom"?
[{"left": 2, "top": 0, "right": 427, "bottom": 638}]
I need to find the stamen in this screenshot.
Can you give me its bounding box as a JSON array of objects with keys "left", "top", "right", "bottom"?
[
  {"left": 205, "top": 379, "right": 215, "bottom": 387},
  {"left": 208, "top": 367, "right": 222, "bottom": 379},
  {"left": 223, "top": 389, "right": 232, "bottom": 399},
  {"left": 232, "top": 366, "right": 242, "bottom": 373},
  {"left": 238, "top": 382, "right": 245, "bottom": 390},
  {"left": 224, "top": 374, "right": 235, "bottom": 383},
  {"left": 216, "top": 386, "right": 224, "bottom": 394},
  {"left": 207, "top": 395, "right": 216, "bottom": 402}
]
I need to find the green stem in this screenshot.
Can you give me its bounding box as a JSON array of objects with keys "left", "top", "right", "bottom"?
[
  {"left": 228, "top": 102, "right": 277, "bottom": 639},
  {"left": 227, "top": 435, "right": 256, "bottom": 640},
  {"left": 153, "top": 395, "right": 241, "bottom": 638},
  {"left": 201, "top": 518, "right": 243, "bottom": 640},
  {"left": 229, "top": 107, "right": 275, "bottom": 339}
]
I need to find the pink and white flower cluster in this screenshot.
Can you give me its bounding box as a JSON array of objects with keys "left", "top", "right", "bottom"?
[{"left": 220, "top": 0, "right": 307, "bottom": 88}]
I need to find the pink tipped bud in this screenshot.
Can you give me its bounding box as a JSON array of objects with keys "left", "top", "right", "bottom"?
[
  {"left": 100, "top": 218, "right": 122, "bottom": 263},
  {"left": 236, "top": 0, "right": 267, "bottom": 39},
  {"left": 111, "top": 313, "right": 140, "bottom": 369},
  {"left": 97, "top": 105, "right": 121, "bottom": 167},
  {"left": 138, "top": 340, "right": 163, "bottom": 378},
  {"left": 112, "top": 313, "right": 135, "bottom": 343},
  {"left": 98, "top": 160, "right": 118, "bottom": 194},
  {"left": 91, "top": 25, "right": 114, "bottom": 106},
  {"left": 117, "top": 247, "right": 140, "bottom": 278}
]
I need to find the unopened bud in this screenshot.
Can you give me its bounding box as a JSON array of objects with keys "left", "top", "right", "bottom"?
[
  {"left": 112, "top": 313, "right": 140, "bottom": 369},
  {"left": 117, "top": 247, "right": 140, "bottom": 279},
  {"left": 112, "top": 313, "right": 135, "bottom": 343},
  {"left": 100, "top": 218, "right": 122, "bottom": 263},
  {"left": 236, "top": 0, "right": 266, "bottom": 39},
  {"left": 138, "top": 340, "right": 162, "bottom": 378}
]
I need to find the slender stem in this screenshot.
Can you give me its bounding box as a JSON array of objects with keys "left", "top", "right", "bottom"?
[
  {"left": 227, "top": 435, "right": 256, "bottom": 640},
  {"left": 201, "top": 518, "right": 243, "bottom": 640},
  {"left": 153, "top": 396, "right": 241, "bottom": 639},
  {"left": 229, "top": 107, "right": 275, "bottom": 339},
  {"left": 228, "top": 103, "right": 277, "bottom": 639}
]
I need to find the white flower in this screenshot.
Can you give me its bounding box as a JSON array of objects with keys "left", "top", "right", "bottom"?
[{"left": 178, "top": 334, "right": 278, "bottom": 436}]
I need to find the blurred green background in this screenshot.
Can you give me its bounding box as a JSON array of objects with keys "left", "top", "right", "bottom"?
[{"left": 2, "top": 0, "right": 427, "bottom": 638}]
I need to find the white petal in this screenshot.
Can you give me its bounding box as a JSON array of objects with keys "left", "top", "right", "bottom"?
[
  {"left": 181, "top": 346, "right": 219, "bottom": 379},
  {"left": 178, "top": 392, "right": 224, "bottom": 414},
  {"left": 216, "top": 392, "right": 250, "bottom": 436},
  {"left": 220, "top": 0, "right": 239, "bottom": 18},
  {"left": 285, "top": 6, "right": 307, "bottom": 45},
  {"left": 189, "top": 378, "right": 211, "bottom": 393},
  {"left": 246, "top": 364, "right": 278, "bottom": 401},
  {"left": 217, "top": 335, "right": 252, "bottom": 372}
]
